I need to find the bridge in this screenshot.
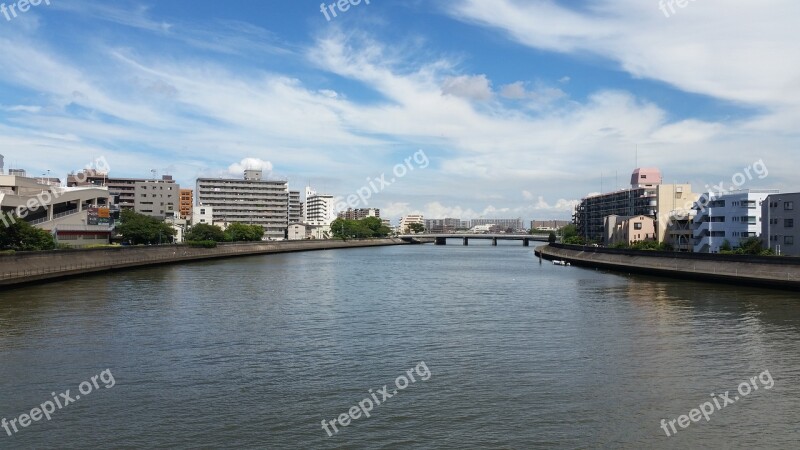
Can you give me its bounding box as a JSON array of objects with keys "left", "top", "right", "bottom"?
[{"left": 398, "top": 234, "right": 552, "bottom": 246}]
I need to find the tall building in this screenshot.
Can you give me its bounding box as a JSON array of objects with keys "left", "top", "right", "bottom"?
[
  {"left": 692, "top": 189, "right": 778, "bottom": 253},
  {"left": 133, "top": 177, "right": 180, "bottom": 219},
  {"left": 197, "top": 169, "right": 289, "bottom": 240},
  {"left": 761, "top": 192, "right": 799, "bottom": 256},
  {"left": 399, "top": 214, "right": 424, "bottom": 233},
  {"left": 304, "top": 186, "right": 335, "bottom": 226},
  {"left": 573, "top": 168, "right": 694, "bottom": 243},
  {"left": 338, "top": 208, "right": 380, "bottom": 220},
  {"left": 180, "top": 189, "right": 193, "bottom": 219},
  {"left": 288, "top": 190, "right": 302, "bottom": 224}
]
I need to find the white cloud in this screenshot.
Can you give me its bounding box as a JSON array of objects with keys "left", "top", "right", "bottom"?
[
  {"left": 228, "top": 158, "right": 273, "bottom": 176},
  {"left": 441, "top": 74, "right": 493, "bottom": 101}
]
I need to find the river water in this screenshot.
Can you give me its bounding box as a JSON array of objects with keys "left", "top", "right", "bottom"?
[{"left": 1, "top": 242, "right": 798, "bottom": 449}]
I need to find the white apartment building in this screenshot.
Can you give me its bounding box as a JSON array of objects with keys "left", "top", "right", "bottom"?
[
  {"left": 197, "top": 170, "right": 289, "bottom": 240},
  {"left": 192, "top": 206, "right": 214, "bottom": 226},
  {"left": 304, "top": 186, "right": 335, "bottom": 227},
  {"left": 399, "top": 214, "right": 424, "bottom": 233},
  {"left": 692, "top": 189, "right": 778, "bottom": 253}
]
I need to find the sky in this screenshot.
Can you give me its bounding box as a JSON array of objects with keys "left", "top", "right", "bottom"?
[{"left": 0, "top": 0, "right": 798, "bottom": 222}]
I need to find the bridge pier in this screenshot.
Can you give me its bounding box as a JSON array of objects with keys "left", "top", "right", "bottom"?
[
  {"left": 435, "top": 237, "right": 447, "bottom": 245},
  {"left": 523, "top": 238, "right": 530, "bottom": 247},
  {"left": 463, "top": 237, "right": 469, "bottom": 246},
  {"left": 492, "top": 237, "right": 498, "bottom": 246}
]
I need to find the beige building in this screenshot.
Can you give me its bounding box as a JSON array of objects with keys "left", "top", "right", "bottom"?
[{"left": 605, "top": 215, "right": 656, "bottom": 246}]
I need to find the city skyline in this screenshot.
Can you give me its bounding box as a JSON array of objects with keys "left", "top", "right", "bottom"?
[{"left": 0, "top": 1, "right": 797, "bottom": 222}]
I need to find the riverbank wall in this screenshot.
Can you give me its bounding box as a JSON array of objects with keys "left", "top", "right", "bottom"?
[
  {"left": 535, "top": 244, "right": 800, "bottom": 290},
  {"left": 0, "top": 238, "right": 409, "bottom": 288}
]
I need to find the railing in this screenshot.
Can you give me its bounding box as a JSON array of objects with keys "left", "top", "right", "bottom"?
[{"left": 29, "top": 208, "right": 80, "bottom": 225}]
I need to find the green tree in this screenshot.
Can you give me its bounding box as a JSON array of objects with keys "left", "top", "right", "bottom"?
[
  {"left": 185, "top": 223, "right": 225, "bottom": 242},
  {"left": 548, "top": 232, "right": 557, "bottom": 244},
  {"left": 224, "top": 223, "right": 264, "bottom": 242},
  {"left": 0, "top": 220, "right": 56, "bottom": 251},
  {"left": 735, "top": 236, "right": 768, "bottom": 255},
  {"left": 117, "top": 210, "right": 176, "bottom": 245},
  {"left": 720, "top": 239, "right": 732, "bottom": 252},
  {"left": 407, "top": 223, "right": 425, "bottom": 234},
  {"left": 560, "top": 224, "right": 578, "bottom": 240}
]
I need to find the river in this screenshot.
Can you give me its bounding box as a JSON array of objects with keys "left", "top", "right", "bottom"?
[{"left": 1, "top": 242, "right": 798, "bottom": 448}]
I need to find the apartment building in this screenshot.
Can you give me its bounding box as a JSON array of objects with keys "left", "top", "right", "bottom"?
[
  {"left": 134, "top": 177, "right": 180, "bottom": 219},
  {"left": 304, "top": 186, "right": 335, "bottom": 227},
  {"left": 424, "top": 218, "right": 462, "bottom": 233},
  {"left": 604, "top": 215, "right": 656, "bottom": 246},
  {"left": 399, "top": 214, "right": 424, "bottom": 233},
  {"left": 289, "top": 190, "right": 302, "bottom": 224},
  {"left": 338, "top": 208, "right": 381, "bottom": 220},
  {"left": 761, "top": 192, "right": 800, "bottom": 256},
  {"left": 179, "top": 189, "right": 193, "bottom": 219},
  {"left": 469, "top": 218, "right": 524, "bottom": 231},
  {"left": 573, "top": 168, "right": 693, "bottom": 243},
  {"left": 692, "top": 189, "right": 778, "bottom": 253},
  {"left": 197, "top": 170, "right": 289, "bottom": 240}
]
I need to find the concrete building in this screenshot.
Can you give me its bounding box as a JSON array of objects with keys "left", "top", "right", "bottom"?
[
  {"left": 192, "top": 206, "right": 214, "bottom": 226},
  {"left": 664, "top": 209, "right": 695, "bottom": 252},
  {"left": 68, "top": 170, "right": 178, "bottom": 216},
  {"left": 604, "top": 215, "right": 656, "bottom": 246},
  {"left": 179, "top": 189, "right": 193, "bottom": 219},
  {"left": 338, "top": 208, "right": 380, "bottom": 221},
  {"left": 0, "top": 174, "right": 112, "bottom": 247},
  {"left": 289, "top": 190, "right": 302, "bottom": 224},
  {"left": 399, "top": 214, "right": 424, "bottom": 233},
  {"left": 304, "top": 186, "right": 335, "bottom": 227},
  {"left": 470, "top": 218, "right": 524, "bottom": 232},
  {"left": 762, "top": 192, "right": 800, "bottom": 256},
  {"left": 424, "top": 218, "right": 462, "bottom": 233},
  {"left": 197, "top": 170, "right": 289, "bottom": 240},
  {"left": 134, "top": 178, "right": 180, "bottom": 219},
  {"left": 574, "top": 168, "right": 694, "bottom": 244},
  {"left": 692, "top": 189, "right": 778, "bottom": 253},
  {"left": 531, "top": 220, "right": 571, "bottom": 231},
  {"left": 287, "top": 223, "right": 307, "bottom": 240}
]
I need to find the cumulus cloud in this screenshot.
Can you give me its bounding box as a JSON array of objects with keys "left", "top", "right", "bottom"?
[{"left": 228, "top": 157, "right": 273, "bottom": 176}]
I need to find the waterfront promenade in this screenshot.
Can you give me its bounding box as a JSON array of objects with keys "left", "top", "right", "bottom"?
[
  {"left": 536, "top": 244, "right": 800, "bottom": 290},
  {"left": 0, "top": 239, "right": 409, "bottom": 288}
]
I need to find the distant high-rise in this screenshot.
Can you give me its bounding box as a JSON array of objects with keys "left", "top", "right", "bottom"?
[{"left": 304, "top": 186, "right": 335, "bottom": 227}]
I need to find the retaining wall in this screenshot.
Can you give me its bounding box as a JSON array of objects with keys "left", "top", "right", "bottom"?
[
  {"left": 0, "top": 239, "right": 408, "bottom": 288},
  {"left": 535, "top": 244, "right": 800, "bottom": 290}
]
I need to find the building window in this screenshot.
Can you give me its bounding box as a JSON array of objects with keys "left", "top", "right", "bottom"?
[
  {"left": 786, "top": 201, "right": 794, "bottom": 210},
  {"left": 785, "top": 236, "right": 794, "bottom": 245},
  {"left": 634, "top": 223, "right": 643, "bottom": 230},
  {"left": 785, "top": 219, "right": 794, "bottom": 228}
]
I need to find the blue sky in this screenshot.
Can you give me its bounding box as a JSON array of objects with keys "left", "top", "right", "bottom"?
[{"left": 0, "top": 0, "right": 797, "bottom": 221}]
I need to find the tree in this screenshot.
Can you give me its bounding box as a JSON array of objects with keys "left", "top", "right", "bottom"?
[
  {"left": 117, "top": 210, "right": 176, "bottom": 245},
  {"left": 720, "top": 239, "right": 732, "bottom": 252},
  {"left": 561, "top": 224, "right": 578, "bottom": 240},
  {"left": 224, "top": 223, "right": 264, "bottom": 242},
  {"left": 331, "top": 217, "right": 391, "bottom": 239},
  {"left": 407, "top": 223, "right": 425, "bottom": 234},
  {"left": 735, "top": 236, "right": 769, "bottom": 255},
  {"left": 185, "top": 223, "right": 225, "bottom": 242},
  {"left": 0, "top": 220, "right": 56, "bottom": 251},
  {"left": 548, "top": 232, "right": 557, "bottom": 244}
]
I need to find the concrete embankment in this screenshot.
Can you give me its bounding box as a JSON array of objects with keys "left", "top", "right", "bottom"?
[
  {"left": 0, "top": 239, "right": 409, "bottom": 288},
  {"left": 535, "top": 244, "right": 800, "bottom": 290}
]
